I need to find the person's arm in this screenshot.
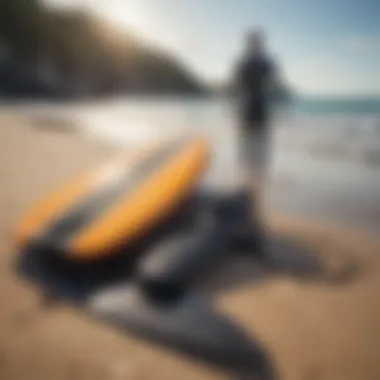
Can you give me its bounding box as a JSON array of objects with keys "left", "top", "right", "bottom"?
[
  {"left": 267, "top": 60, "right": 291, "bottom": 104},
  {"left": 232, "top": 58, "right": 246, "bottom": 98},
  {"left": 226, "top": 59, "right": 246, "bottom": 119}
]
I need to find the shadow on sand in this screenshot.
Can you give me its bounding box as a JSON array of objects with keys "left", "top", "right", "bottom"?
[{"left": 201, "top": 232, "right": 363, "bottom": 296}]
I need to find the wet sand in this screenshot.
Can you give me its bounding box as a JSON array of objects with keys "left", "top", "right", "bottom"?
[{"left": 1, "top": 113, "right": 380, "bottom": 380}]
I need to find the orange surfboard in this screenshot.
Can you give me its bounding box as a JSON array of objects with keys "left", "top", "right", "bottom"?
[{"left": 15, "top": 137, "right": 210, "bottom": 261}]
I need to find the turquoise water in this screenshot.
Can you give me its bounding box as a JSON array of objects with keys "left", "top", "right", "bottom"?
[
  {"left": 293, "top": 97, "right": 380, "bottom": 115},
  {"left": 4, "top": 95, "right": 380, "bottom": 115}
]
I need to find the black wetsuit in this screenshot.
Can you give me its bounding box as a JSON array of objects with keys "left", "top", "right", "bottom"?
[{"left": 236, "top": 54, "right": 274, "bottom": 131}]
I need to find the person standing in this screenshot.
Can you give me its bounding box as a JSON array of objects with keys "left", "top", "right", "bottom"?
[{"left": 233, "top": 28, "right": 282, "bottom": 252}]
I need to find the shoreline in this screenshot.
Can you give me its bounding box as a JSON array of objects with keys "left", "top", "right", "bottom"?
[{"left": 2, "top": 114, "right": 380, "bottom": 379}]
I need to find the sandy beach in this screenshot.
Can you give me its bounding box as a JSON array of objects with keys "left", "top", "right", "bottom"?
[{"left": 2, "top": 112, "right": 380, "bottom": 380}]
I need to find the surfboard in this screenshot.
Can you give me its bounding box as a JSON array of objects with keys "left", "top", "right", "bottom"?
[
  {"left": 14, "top": 136, "right": 210, "bottom": 261},
  {"left": 16, "top": 191, "right": 268, "bottom": 374}
]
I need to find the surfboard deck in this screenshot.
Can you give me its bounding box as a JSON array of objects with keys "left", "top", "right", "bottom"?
[{"left": 14, "top": 137, "right": 210, "bottom": 261}]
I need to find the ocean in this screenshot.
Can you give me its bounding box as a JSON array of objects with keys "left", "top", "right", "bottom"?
[
  {"left": 294, "top": 97, "right": 380, "bottom": 116},
  {"left": 9, "top": 96, "right": 380, "bottom": 233}
]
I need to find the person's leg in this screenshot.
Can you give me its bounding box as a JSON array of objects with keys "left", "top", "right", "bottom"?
[
  {"left": 237, "top": 124, "right": 269, "bottom": 195},
  {"left": 252, "top": 128, "right": 270, "bottom": 216},
  {"left": 237, "top": 125, "right": 253, "bottom": 189},
  {"left": 248, "top": 127, "right": 270, "bottom": 246},
  {"left": 234, "top": 124, "right": 267, "bottom": 252}
]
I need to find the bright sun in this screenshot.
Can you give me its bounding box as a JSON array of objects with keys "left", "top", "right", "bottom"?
[{"left": 93, "top": 0, "right": 150, "bottom": 34}]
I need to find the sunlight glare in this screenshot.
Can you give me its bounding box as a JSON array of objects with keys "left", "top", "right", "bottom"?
[{"left": 94, "top": 0, "right": 150, "bottom": 35}]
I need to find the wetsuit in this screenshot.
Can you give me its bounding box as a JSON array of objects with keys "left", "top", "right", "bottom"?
[
  {"left": 235, "top": 53, "right": 275, "bottom": 185},
  {"left": 237, "top": 54, "right": 274, "bottom": 128}
]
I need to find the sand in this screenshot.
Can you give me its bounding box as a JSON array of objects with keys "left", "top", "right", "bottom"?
[{"left": 1, "top": 112, "right": 380, "bottom": 380}]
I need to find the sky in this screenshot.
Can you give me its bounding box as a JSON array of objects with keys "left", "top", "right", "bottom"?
[{"left": 44, "top": 0, "right": 380, "bottom": 96}]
